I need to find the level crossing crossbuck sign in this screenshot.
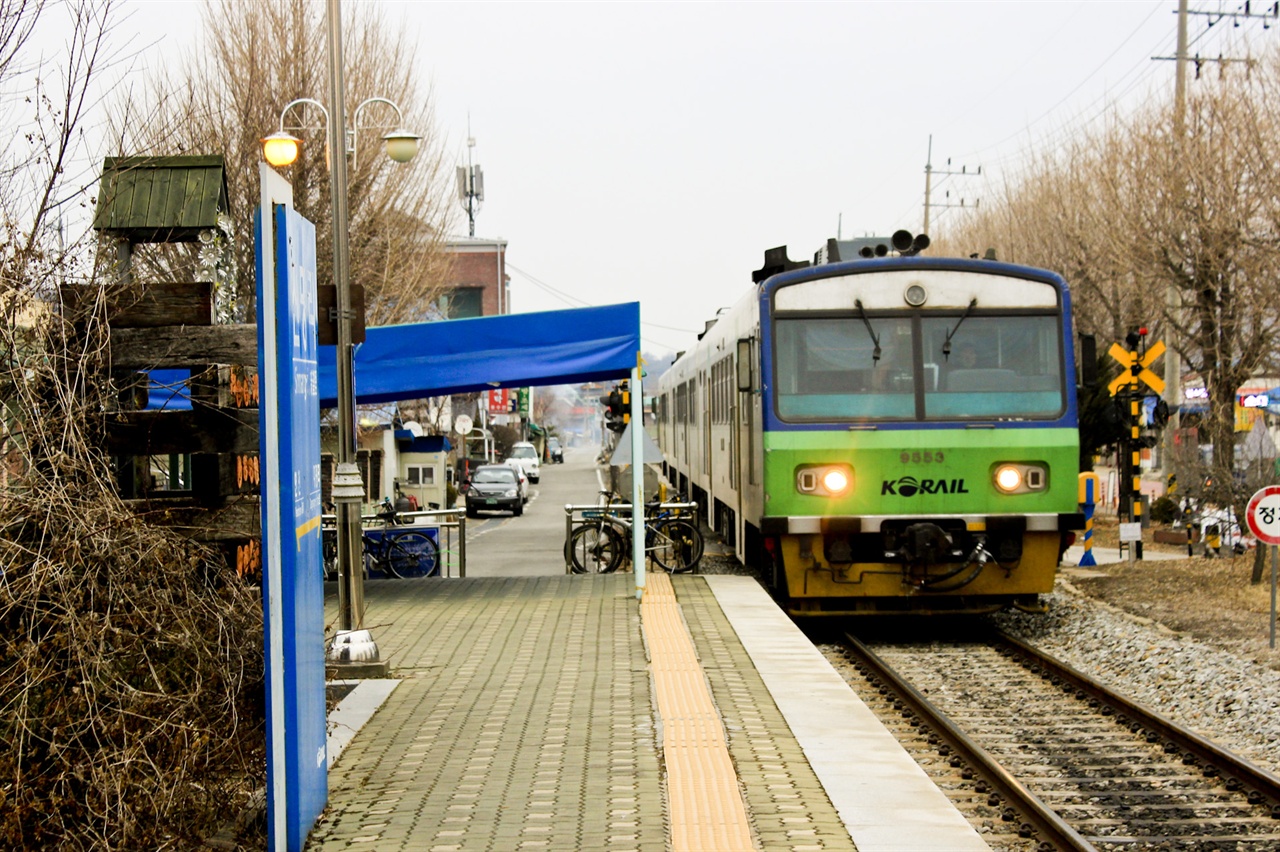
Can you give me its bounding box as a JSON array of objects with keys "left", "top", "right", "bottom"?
[{"left": 1107, "top": 339, "right": 1166, "bottom": 397}]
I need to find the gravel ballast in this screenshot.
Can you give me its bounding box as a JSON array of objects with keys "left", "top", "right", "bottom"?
[{"left": 992, "top": 582, "right": 1280, "bottom": 778}]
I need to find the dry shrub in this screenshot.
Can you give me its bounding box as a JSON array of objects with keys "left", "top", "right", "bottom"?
[
  {"left": 0, "top": 289, "right": 266, "bottom": 848},
  {"left": 0, "top": 489, "right": 266, "bottom": 850}
]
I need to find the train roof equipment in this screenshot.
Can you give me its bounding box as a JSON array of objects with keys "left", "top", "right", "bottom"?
[{"left": 752, "top": 230, "right": 932, "bottom": 284}]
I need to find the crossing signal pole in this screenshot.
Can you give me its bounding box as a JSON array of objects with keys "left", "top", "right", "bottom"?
[{"left": 1108, "top": 328, "right": 1170, "bottom": 562}]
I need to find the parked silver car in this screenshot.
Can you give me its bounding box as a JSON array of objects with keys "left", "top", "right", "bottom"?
[{"left": 465, "top": 465, "right": 524, "bottom": 518}]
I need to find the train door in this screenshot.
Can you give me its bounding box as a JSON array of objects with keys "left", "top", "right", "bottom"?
[
  {"left": 680, "top": 380, "right": 690, "bottom": 479},
  {"left": 701, "top": 370, "right": 711, "bottom": 478},
  {"left": 728, "top": 363, "right": 739, "bottom": 493},
  {"left": 735, "top": 336, "right": 753, "bottom": 493}
]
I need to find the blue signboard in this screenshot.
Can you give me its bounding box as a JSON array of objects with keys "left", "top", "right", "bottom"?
[{"left": 256, "top": 162, "right": 326, "bottom": 852}]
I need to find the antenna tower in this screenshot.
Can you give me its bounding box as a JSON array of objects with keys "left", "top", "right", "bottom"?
[{"left": 456, "top": 130, "right": 484, "bottom": 237}]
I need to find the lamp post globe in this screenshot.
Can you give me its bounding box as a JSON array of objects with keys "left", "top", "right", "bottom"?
[
  {"left": 382, "top": 129, "right": 421, "bottom": 164},
  {"left": 261, "top": 131, "right": 302, "bottom": 168}
]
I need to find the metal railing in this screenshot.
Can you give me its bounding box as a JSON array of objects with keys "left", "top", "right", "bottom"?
[
  {"left": 323, "top": 507, "right": 468, "bottom": 577},
  {"left": 562, "top": 499, "right": 699, "bottom": 574}
]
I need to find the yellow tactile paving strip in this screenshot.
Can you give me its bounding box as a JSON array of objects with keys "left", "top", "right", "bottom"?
[{"left": 642, "top": 572, "right": 756, "bottom": 852}]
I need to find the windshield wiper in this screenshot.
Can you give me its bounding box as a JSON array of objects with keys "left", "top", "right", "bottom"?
[
  {"left": 941, "top": 298, "right": 978, "bottom": 360},
  {"left": 855, "top": 300, "right": 882, "bottom": 364}
]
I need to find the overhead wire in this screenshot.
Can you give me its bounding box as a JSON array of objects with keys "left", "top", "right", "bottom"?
[
  {"left": 967, "top": 12, "right": 1233, "bottom": 177},
  {"left": 885, "top": 8, "right": 1172, "bottom": 234},
  {"left": 965, "top": 2, "right": 1251, "bottom": 173},
  {"left": 907, "top": 2, "right": 1255, "bottom": 236},
  {"left": 504, "top": 261, "right": 693, "bottom": 353},
  {"left": 882, "top": 4, "right": 1171, "bottom": 234}
]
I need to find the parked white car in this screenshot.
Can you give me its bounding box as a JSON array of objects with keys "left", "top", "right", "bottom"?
[
  {"left": 506, "top": 441, "right": 541, "bottom": 483},
  {"left": 503, "top": 460, "right": 530, "bottom": 504}
]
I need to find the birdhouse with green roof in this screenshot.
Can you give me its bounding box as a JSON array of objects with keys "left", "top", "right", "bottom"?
[{"left": 93, "top": 155, "right": 229, "bottom": 243}]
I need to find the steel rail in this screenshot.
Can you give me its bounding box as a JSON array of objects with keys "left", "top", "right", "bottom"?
[
  {"left": 844, "top": 632, "right": 1097, "bottom": 852},
  {"left": 996, "top": 630, "right": 1280, "bottom": 815}
]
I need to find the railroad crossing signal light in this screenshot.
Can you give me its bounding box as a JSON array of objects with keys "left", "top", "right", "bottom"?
[{"left": 1151, "top": 398, "right": 1170, "bottom": 428}]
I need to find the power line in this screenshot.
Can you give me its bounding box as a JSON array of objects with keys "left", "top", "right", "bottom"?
[
  {"left": 891, "top": 6, "right": 1172, "bottom": 234},
  {"left": 504, "top": 261, "right": 697, "bottom": 353},
  {"left": 505, "top": 262, "right": 590, "bottom": 308}
]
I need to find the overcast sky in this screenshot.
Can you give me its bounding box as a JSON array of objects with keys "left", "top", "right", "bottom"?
[{"left": 111, "top": 0, "right": 1272, "bottom": 357}]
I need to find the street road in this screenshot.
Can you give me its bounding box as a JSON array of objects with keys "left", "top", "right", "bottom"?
[{"left": 462, "top": 446, "right": 607, "bottom": 577}]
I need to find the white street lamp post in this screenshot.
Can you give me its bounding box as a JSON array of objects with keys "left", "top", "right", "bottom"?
[{"left": 261, "top": 0, "right": 420, "bottom": 652}]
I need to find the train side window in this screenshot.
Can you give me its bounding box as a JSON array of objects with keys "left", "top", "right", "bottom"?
[{"left": 736, "top": 338, "right": 752, "bottom": 392}]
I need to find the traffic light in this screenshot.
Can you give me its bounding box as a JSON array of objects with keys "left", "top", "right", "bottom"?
[{"left": 602, "top": 382, "right": 630, "bottom": 432}]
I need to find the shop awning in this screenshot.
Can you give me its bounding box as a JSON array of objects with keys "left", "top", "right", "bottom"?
[{"left": 319, "top": 303, "right": 640, "bottom": 408}]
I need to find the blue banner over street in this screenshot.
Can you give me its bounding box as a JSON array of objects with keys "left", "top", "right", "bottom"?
[{"left": 318, "top": 302, "right": 640, "bottom": 407}]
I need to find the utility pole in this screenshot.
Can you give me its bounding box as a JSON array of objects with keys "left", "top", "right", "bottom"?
[
  {"left": 1161, "top": 0, "right": 1189, "bottom": 476},
  {"left": 1153, "top": 1, "right": 1272, "bottom": 81},
  {"left": 456, "top": 133, "right": 484, "bottom": 237},
  {"left": 922, "top": 135, "right": 981, "bottom": 235},
  {"left": 1152, "top": 0, "right": 1275, "bottom": 474}
]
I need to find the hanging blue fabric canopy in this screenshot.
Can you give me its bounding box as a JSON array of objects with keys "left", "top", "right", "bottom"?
[{"left": 318, "top": 302, "right": 640, "bottom": 408}]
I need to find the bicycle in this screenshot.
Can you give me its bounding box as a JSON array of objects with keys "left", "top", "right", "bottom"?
[
  {"left": 566, "top": 501, "right": 626, "bottom": 574},
  {"left": 365, "top": 526, "right": 439, "bottom": 578},
  {"left": 322, "top": 515, "right": 439, "bottom": 579},
  {"left": 566, "top": 492, "right": 704, "bottom": 574}
]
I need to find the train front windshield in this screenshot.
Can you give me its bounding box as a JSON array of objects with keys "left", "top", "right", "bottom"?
[{"left": 774, "top": 314, "right": 1065, "bottom": 421}]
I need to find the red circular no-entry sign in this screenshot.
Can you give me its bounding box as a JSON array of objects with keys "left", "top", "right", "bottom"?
[{"left": 1246, "top": 486, "right": 1280, "bottom": 546}]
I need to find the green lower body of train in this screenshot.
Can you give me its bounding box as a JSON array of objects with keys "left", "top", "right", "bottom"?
[{"left": 758, "top": 427, "right": 1081, "bottom": 616}]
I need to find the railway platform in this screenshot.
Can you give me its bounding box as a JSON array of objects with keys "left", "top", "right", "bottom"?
[{"left": 308, "top": 573, "right": 987, "bottom": 851}]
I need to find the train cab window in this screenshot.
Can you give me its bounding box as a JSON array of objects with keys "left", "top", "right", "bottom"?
[
  {"left": 775, "top": 317, "right": 915, "bottom": 419},
  {"left": 774, "top": 313, "right": 1065, "bottom": 422},
  {"left": 924, "top": 315, "right": 1064, "bottom": 419}
]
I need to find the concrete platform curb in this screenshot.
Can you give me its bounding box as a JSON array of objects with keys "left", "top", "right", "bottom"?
[{"left": 326, "top": 679, "right": 400, "bottom": 768}]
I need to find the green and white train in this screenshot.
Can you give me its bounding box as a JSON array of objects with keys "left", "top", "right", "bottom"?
[{"left": 654, "top": 234, "right": 1084, "bottom": 616}]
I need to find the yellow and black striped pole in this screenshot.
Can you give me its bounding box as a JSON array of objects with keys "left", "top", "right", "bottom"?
[
  {"left": 1078, "top": 472, "right": 1100, "bottom": 567},
  {"left": 1127, "top": 346, "right": 1144, "bottom": 561}
]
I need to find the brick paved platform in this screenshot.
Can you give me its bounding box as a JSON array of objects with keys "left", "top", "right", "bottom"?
[{"left": 307, "top": 574, "right": 984, "bottom": 851}]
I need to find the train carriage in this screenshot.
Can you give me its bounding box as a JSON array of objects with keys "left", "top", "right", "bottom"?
[{"left": 655, "top": 235, "right": 1083, "bottom": 616}]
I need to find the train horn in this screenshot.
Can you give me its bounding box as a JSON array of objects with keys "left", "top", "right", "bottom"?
[{"left": 891, "top": 231, "right": 931, "bottom": 257}]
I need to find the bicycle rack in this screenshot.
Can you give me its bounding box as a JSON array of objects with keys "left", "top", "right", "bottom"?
[{"left": 562, "top": 501, "right": 699, "bottom": 574}]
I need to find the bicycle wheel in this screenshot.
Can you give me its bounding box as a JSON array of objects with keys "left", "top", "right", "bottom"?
[
  {"left": 383, "top": 531, "right": 439, "bottom": 579},
  {"left": 650, "top": 519, "right": 703, "bottom": 573},
  {"left": 567, "top": 523, "right": 624, "bottom": 574}
]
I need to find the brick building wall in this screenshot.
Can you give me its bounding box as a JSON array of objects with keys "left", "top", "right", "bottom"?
[{"left": 445, "top": 238, "right": 508, "bottom": 317}]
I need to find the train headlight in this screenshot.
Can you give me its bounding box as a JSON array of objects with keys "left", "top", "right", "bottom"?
[
  {"left": 796, "top": 464, "right": 854, "bottom": 497},
  {"left": 994, "top": 465, "right": 1022, "bottom": 492},
  {"left": 822, "top": 468, "right": 850, "bottom": 494},
  {"left": 993, "top": 463, "right": 1047, "bottom": 495}
]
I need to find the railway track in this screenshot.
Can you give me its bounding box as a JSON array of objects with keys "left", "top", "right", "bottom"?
[{"left": 838, "top": 630, "right": 1280, "bottom": 851}]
